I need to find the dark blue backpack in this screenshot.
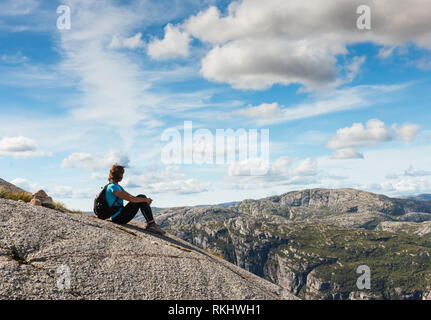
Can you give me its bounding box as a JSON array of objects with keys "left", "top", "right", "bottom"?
[{"left": 93, "top": 184, "right": 121, "bottom": 220}]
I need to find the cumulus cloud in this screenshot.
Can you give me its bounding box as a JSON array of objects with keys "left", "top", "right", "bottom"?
[
  {"left": 0, "top": 136, "right": 47, "bottom": 158},
  {"left": 147, "top": 24, "right": 191, "bottom": 60},
  {"left": 61, "top": 150, "right": 130, "bottom": 171},
  {"left": 327, "top": 119, "right": 420, "bottom": 159},
  {"left": 393, "top": 123, "right": 421, "bottom": 142},
  {"left": 177, "top": 0, "right": 431, "bottom": 90},
  {"left": 327, "top": 119, "right": 391, "bottom": 150}
]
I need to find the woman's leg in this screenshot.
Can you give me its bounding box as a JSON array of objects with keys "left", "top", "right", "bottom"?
[
  {"left": 111, "top": 202, "right": 140, "bottom": 225},
  {"left": 136, "top": 194, "right": 155, "bottom": 223},
  {"left": 111, "top": 194, "right": 154, "bottom": 225}
]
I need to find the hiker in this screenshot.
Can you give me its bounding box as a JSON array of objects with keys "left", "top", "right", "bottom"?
[{"left": 105, "top": 163, "right": 165, "bottom": 235}]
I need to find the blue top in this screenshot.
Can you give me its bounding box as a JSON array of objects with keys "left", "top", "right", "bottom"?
[{"left": 106, "top": 181, "right": 124, "bottom": 219}]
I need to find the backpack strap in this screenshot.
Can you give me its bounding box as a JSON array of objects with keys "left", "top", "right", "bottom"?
[
  {"left": 112, "top": 196, "right": 121, "bottom": 206},
  {"left": 107, "top": 182, "right": 122, "bottom": 207}
]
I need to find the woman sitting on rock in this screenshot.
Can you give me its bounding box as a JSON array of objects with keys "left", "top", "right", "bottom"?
[{"left": 106, "top": 163, "right": 165, "bottom": 235}]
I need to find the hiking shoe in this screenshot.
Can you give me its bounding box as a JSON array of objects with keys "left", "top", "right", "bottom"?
[{"left": 146, "top": 223, "right": 166, "bottom": 235}]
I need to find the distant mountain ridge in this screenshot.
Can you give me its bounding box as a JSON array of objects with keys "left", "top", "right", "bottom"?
[{"left": 398, "top": 194, "right": 431, "bottom": 201}]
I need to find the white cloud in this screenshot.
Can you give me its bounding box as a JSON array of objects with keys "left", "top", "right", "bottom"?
[
  {"left": 147, "top": 24, "right": 191, "bottom": 60},
  {"left": 182, "top": 0, "right": 431, "bottom": 90},
  {"left": 0, "top": 0, "right": 38, "bottom": 16},
  {"left": 237, "top": 103, "right": 282, "bottom": 119},
  {"left": 90, "top": 172, "right": 107, "bottom": 180},
  {"left": 49, "top": 186, "right": 95, "bottom": 199},
  {"left": 57, "top": 0, "right": 156, "bottom": 127},
  {"left": 148, "top": 179, "right": 210, "bottom": 195},
  {"left": 289, "top": 158, "right": 318, "bottom": 177},
  {"left": 393, "top": 123, "right": 421, "bottom": 142},
  {"left": 10, "top": 178, "right": 39, "bottom": 193},
  {"left": 327, "top": 119, "right": 391, "bottom": 150},
  {"left": 62, "top": 150, "right": 130, "bottom": 171},
  {"left": 326, "top": 119, "right": 420, "bottom": 159},
  {"left": 378, "top": 46, "right": 396, "bottom": 59},
  {"left": 122, "top": 166, "right": 211, "bottom": 195},
  {"left": 404, "top": 166, "right": 431, "bottom": 177},
  {"left": 199, "top": 37, "right": 341, "bottom": 90},
  {"left": 0, "top": 136, "right": 36, "bottom": 152},
  {"left": 0, "top": 136, "right": 47, "bottom": 158},
  {"left": 226, "top": 156, "right": 320, "bottom": 189},
  {"left": 294, "top": 130, "right": 330, "bottom": 146},
  {"left": 234, "top": 84, "right": 404, "bottom": 125},
  {"left": 380, "top": 178, "right": 429, "bottom": 194},
  {"left": 331, "top": 148, "right": 364, "bottom": 160},
  {"left": 315, "top": 143, "right": 431, "bottom": 197},
  {"left": 109, "top": 32, "right": 145, "bottom": 50}
]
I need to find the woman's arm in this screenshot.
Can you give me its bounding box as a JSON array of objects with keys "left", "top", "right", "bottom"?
[{"left": 113, "top": 190, "right": 152, "bottom": 204}]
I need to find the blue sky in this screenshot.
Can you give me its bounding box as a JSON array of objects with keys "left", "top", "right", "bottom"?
[{"left": 1, "top": 0, "right": 431, "bottom": 211}]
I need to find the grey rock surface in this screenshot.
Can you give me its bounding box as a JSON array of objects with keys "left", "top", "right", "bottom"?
[
  {"left": 0, "top": 198, "right": 297, "bottom": 300},
  {"left": 376, "top": 221, "right": 431, "bottom": 237},
  {"left": 0, "top": 178, "right": 29, "bottom": 195}
]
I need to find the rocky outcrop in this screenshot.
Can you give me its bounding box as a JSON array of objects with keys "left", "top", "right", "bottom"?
[
  {"left": 0, "top": 198, "right": 297, "bottom": 300},
  {"left": 155, "top": 188, "right": 431, "bottom": 300},
  {"left": 376, "top": 221, "right": 431, "bottom": 237},
  {"left": 31, "top": 190, "right": 54, "bottom": 209}
]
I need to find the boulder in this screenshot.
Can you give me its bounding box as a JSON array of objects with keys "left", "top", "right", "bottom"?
[
  {"left": 31, "top": 190, "right": 54, "bottom": 209},
  {"left": 32, "top": 190, "right": 49, "bottom": 201},
  {"left": 30, "top": 198, "right": 42, "bottom": 206}
]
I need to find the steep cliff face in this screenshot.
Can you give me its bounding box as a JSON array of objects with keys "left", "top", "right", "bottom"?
[
  {"left": 156, "top": 188, "right": 431, "bottom": 300},
  {"left": 0, "top": 198, "right": 297, "bottom": 300}
]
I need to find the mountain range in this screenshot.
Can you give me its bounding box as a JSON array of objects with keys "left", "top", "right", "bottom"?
[{"left": 152, "top": 188, "right": 431, "bottom": 299}]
